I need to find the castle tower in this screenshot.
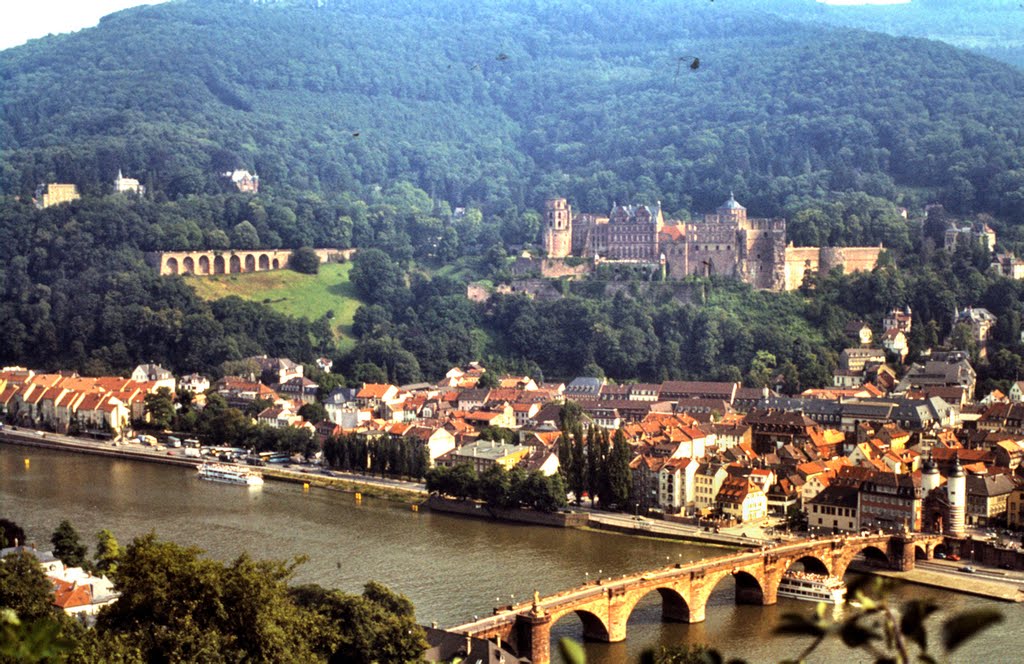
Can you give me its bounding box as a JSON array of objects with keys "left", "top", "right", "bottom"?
[
  {"left": 946, "top": 457, "right": 967, "bottom": 538},
  {"left": 922, "top": 456, "right": 940, "bottom": 495},
  {"left": 717, "top": 192, "right": 747, "bottom": 224},
  {"left": 543, "top": 197, "right": 573, "bottom": 258}
]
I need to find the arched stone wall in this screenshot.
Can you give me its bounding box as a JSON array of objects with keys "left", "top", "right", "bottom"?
[{"left": 149, "top": 248, "right": 354, "bottom": 276}]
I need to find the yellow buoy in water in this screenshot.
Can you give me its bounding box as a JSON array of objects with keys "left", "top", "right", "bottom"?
[
  {"left": 303, "top": 482, "right": 310, "bottom": 492},
  {"left": 24, "top": 458, "right": 30, "bottom": 469},
  {"left": 411, "top": 504, "right": 419, "bottom": 512},
  {"left": 354, "top": 492, "right": 362, "bottom": 503}
]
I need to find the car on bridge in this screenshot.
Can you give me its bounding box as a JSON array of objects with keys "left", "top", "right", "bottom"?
[{"left": 959, "top": 565, "right": 976, "bottom": 573}]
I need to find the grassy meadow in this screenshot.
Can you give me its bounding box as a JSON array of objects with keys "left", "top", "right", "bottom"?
[{"left": 185, "top": 262, "right": 361, "bottom": 350}]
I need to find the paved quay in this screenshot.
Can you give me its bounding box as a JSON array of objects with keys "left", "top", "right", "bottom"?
[{"left": 851, "top": 561, "right": 1024, "bottom": 602}]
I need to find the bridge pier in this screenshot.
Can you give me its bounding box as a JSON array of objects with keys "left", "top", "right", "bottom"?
[
  {"left": 687, "top": 605, "right": 706, "bottom": 624},
  {"left": 517, "top": 612, "right": 552, "bottom": 664},
  {"left": 891, "top": 536, "right": 917, "bottom": 572}
]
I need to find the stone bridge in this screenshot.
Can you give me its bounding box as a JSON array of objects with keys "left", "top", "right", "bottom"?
[
  {"left": 449, "top": 533, "right": 944, "bottom": 664},
  {"left": 147, "top": 248, "right": 356, "bottom": 276}
]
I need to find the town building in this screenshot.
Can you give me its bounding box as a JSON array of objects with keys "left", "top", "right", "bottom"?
[
  {"left": 114, "top": 169, "right": 144, "bottom": 195},
  {"left": 131, "top": 363, "right": 175, "bottom": 392},
  {"left": 807, "top": 484, "right": 860, "bottom": 533},
  {"left": 945, "top": 220, "right": 996, "bottom": 253},
  {"left": 715, "top": 476, "right": 768, "bottom": 523},
  {"left": 223, "top": 169, "right": 259, "bottom": 193},
  {"left": 34, "top": 183, "right": 79, "bottom": 209}
]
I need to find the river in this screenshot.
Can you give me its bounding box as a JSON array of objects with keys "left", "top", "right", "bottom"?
[{"left": 1, "top": 445, "right": 1020, "bottom": 662}]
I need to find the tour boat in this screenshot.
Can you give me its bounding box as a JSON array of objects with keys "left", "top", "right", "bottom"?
[
  {"left": 777, "top": 571, "right": 846, "bottom": 604},
  {"left": 196, "top": 463, "right": 264, "bottom": 486}
]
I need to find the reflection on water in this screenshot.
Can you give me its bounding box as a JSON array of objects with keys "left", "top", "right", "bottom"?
[{"left": 2, "top": 445, "right": 1020, "bottom": 663}]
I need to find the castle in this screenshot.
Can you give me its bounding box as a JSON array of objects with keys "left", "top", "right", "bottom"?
[{"left": 543, "top": 194, "right": 884, "bottom": 291}]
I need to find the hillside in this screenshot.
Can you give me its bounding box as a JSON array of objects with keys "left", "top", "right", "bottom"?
[
  {"left": 186, "top": 262, "right": 361, "bottom": 350},
  {"left": 2, "top": 0, "right": 1024, "bottom": 221}
]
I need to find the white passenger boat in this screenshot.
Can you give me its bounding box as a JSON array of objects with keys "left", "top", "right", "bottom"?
[
  {"left": 197, "top": 463, "right": 264, "bottom": 486},
  {"left": 777, "top": 571, "right": 846, "bottom": 604}
]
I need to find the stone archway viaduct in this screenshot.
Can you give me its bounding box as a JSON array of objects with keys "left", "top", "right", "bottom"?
[
  {"left": 146, "top": 248, "right": 356, "bottom": 276},
  {"left": 449, "top": 533, "right": 943, "bottom": 664}
]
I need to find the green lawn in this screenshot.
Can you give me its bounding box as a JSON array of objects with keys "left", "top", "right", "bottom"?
[{"left": 185, "top": 262, "right": 362, "bottom": 351}]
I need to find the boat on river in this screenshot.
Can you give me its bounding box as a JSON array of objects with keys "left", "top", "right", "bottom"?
[
  {"left": 777, "top": 571, "right": 846, "bottom": 604},
  {"left": 197, "top": 463, "right": 264, "bottom": 486}
]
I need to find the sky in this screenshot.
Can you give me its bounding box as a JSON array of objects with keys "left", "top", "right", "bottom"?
[{"left": 0, "top": 1, "right": 166, "bottom": 51}]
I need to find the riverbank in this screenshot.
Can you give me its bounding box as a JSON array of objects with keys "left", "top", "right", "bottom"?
[
  {"left": 850, "top": 561, "right": 1024, "bottom": 603},
  {"left": 0, "top": 431, "right": 426, "bottom": 503}
]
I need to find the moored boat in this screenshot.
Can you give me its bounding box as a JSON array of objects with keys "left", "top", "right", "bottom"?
[
  {"left": 197, "top": 463, "right": 264, "bottom": 486},
  {"left": 777, "top": 571, "right": 846, "bottom": 604}
]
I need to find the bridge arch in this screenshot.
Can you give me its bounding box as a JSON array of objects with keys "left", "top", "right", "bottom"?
[
  {"left": 784, "top": 554, "right": 831, "bottom": 576},
  {"left": 700, "top": 566, "right": 765, "bottom": 615},
  {"left": 229, "top": 254, "right": 242, "bottom": 273},
  {"left": 165, "top": 257, "right": 179, "bottom": 275},
  {"left": 198, "top": 255, "right": 211, "bottom": 275},
  {"left": 182, "top": 256, "right": 195, "bottom": 274},
  {"left": 214, "top": 255, "right": 226, "bottom": 274},
  {"left": 621, "top": 585, "right": 692, "bottom": 626},
  {"left": 834, "top": 541, "right": 892, "bottom": 578},
  {"left": 259, "top": 254, "right": 270, "bottom": 270},
  {"left": 272, "top": 258, "right": 280, "bottom": 269},
  {"left": 548, "top": 607, "right": 611, "bottom": 643},
  {"left": 244, "top": 254, "right": 256, "bottom": 272}
]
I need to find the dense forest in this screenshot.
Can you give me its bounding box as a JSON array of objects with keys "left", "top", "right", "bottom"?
[
  {"left": 2, "top": 0, "right": 1024, "bottom": 391},
  {"left": 4, "top": 0, "right": 1024, "bottom": 218}
]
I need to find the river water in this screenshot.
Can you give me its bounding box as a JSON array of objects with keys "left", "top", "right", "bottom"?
[{"left": 1, "top": 445, "right": 1020, "bottom": 663}]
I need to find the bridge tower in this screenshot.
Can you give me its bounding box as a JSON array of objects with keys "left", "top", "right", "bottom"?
[{"left": 947, "top": 458, "right": 967, "bottom": 537}]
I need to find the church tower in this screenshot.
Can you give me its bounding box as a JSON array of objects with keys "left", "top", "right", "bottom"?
[{"left": 543, "top": 197, "right": 573, "bottom": 258}]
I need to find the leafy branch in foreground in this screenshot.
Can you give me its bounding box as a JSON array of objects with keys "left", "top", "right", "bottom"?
[
  {"left": 558, "top": 576, "right": 1003, "bottom": 664},
  {"left": 773, "top": 576, "right": 1002, "bottom": 664}
]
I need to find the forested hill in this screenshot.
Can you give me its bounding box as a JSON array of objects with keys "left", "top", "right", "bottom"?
[{"left": 3, "top": 0, "right": 1024, "bottom": 221}]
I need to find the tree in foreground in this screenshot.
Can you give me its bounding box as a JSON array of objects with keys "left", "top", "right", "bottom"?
[
  {"left": 50, "top": 520, "right": 87, "bottom": 569},
  {"left": 81, "top": 533, "right": 425, "bottom": 663},
  {"left": 291, "top": 581, "right": 427, "bottom": 664}
]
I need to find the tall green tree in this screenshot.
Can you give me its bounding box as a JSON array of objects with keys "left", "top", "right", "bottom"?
[
  {"left": 94, "top": 530, "right": 121, "bottom": 575},
  {"left": 602, "top": 429, "right": 634, "bottom": 510},
  {"left": 50, "top": 520, "right": 87, "bottom": 569}
]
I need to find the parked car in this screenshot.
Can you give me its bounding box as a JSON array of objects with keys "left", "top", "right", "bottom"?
[
  {"left": 959, "top": 565, "right": 976, "bottom": 573},
  {"left": 999, "top": 563, "right": 1014, "bottom": 570},
  {"left": 948, "top": 554, "right": 961, "bottom": 561},
  {"left": 935, "top": 552, "right": 947, "bottom": 559}
]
